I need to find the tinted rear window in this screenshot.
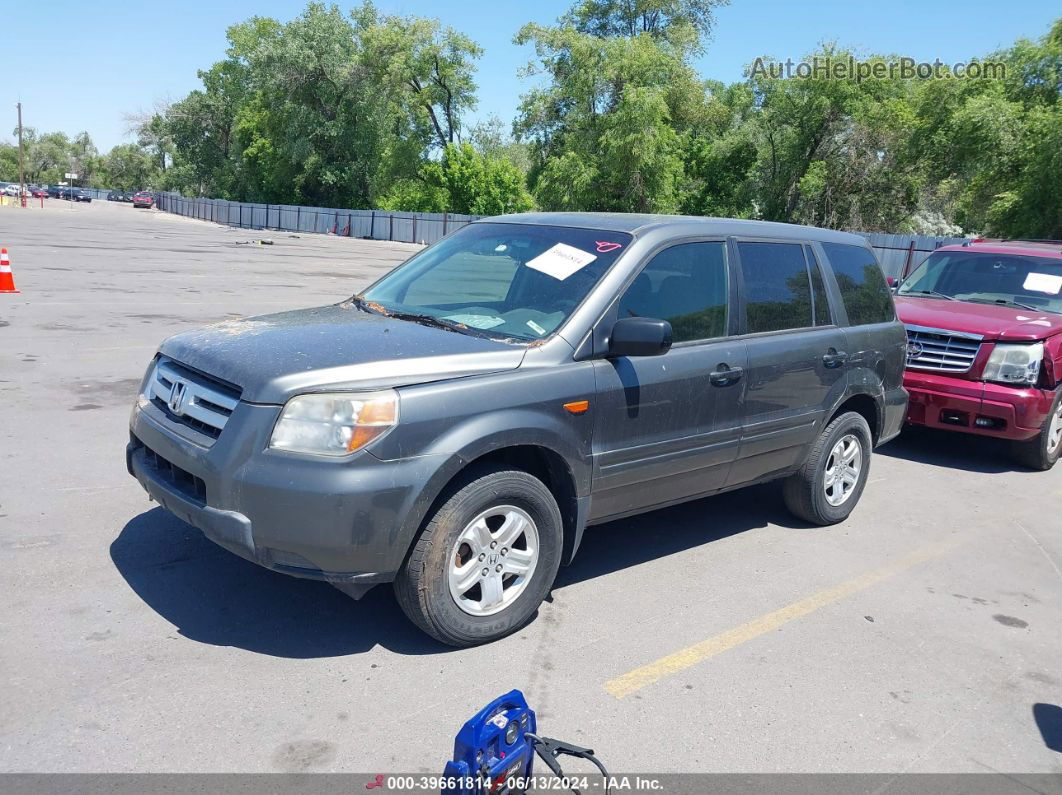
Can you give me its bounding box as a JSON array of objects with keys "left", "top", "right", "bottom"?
[
  {"left": 821, "top": 243, "right": 895, "bottom": 325},
  {"left": 738, "top": 242, "right": 813, "bottom": 333}
]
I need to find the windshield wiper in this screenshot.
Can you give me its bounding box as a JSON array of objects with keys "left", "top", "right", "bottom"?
[
  {"left": 348, "top": 295, "right": 538, "bottom": 341},
  {"left": 349, "top": 296, "right": 470, "bottom": 334},
  {"left": 383, "top": 309, "right": 467, "bottom": 333},
  {"left": 900, "top": 289, "right": 956, "bottom": 301},
  {"left": 976, "top": 298, "right": 1041, "bottom": 312}
]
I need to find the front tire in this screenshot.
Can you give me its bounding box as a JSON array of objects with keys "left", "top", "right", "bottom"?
[
  {"left": 783, "top": 411, "right": 873, "bottom": 526},
  {"left": 394, "top": 468, "right": 563, "bottom": 647},
  {"left": 1011, "top": 389, "right": 1062, "bottom": 471}
]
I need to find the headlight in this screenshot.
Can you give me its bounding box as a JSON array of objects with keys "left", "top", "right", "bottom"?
[
  {"left": 982, "top": 342, "right": 1043, "bottom": 387},
  {"left": 269, "top": 390, "right": 398, "bottom": 456}
]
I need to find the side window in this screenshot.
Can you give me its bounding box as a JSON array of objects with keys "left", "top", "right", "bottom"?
[
  {"left": 615, "top": 242, "right": 728, "bottom": 343},
  {"left": 738, "top": 242, "right": 813, "bottom": 333},
  {"left": 805, "top": 246, "right": 832, "bottom": 326},
  {"left": 821, "top": 242, "right": 895, "bottom": 325}
]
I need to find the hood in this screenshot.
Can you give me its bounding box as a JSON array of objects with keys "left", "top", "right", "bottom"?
[
  {"left": 158, "top": 304, "right": 527, "bottom": 404},
  {"left": 895, "top": 296, "right": 1062, "bottom": 342}
]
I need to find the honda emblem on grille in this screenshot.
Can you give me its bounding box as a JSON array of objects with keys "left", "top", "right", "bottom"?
[{"left": 168, "top": 380, "right": 188, "bottom": 415}]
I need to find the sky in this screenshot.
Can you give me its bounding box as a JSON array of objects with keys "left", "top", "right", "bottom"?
[{"left": 4, "top": 0, "right": 1059, "bottom": 152}]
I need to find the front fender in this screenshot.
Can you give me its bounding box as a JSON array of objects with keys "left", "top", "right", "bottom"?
[
  {"left": 415, "top": 410, "right": 591, "bottom": 495},
  {"left": 368, "top": 365, "right": 598, "bottom": 559},
  {"left": 379, "top": 418, "right": 593, "bottom": 568}
]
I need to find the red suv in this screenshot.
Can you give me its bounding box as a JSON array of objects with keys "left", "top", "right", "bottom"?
[
  {"left": 132, "top": 192, "right": 154, "bottom": 209},
  {"left": 895, "top": 241, "right": 1062, "bottom": 469}
]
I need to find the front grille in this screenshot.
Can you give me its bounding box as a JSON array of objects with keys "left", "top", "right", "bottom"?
[
  {"left": 141, "top": 444, "right": 207, "bottom": 504},
  {"left": 147, "top": 358, "right": 241, "bottom": 439},
  {"left": 904, "top": 325, "right": 983, "bottom": 373}
]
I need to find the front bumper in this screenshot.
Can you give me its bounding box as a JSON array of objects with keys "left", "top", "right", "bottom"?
[
  {"left": 903, "top": 369, "right": 1054, "bottom": 441},
  {"left": 127, "top": 399, "right": 450, "bottom": 592}
]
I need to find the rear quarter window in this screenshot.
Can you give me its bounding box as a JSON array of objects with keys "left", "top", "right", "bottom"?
[{"left": 821, "top": 243, "right": 895, "bottom": 325}]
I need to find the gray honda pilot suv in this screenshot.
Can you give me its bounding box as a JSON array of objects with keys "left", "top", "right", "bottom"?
[{"left": 127, "top": 213, "right": 907, "bottom": 646}]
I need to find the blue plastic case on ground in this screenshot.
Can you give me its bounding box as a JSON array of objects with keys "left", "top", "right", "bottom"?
[{"left": 443, "top": 690, "right": 537, "bottom": 794}]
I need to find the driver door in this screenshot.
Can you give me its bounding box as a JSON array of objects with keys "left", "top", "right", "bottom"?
[{"left": 589, "top": 241, "right": 747, "bottom": 521}]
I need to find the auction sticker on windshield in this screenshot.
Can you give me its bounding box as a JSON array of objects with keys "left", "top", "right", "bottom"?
[
  {"left": 1023, "top": 272, "right": 1062, "bottom": 295},
  {"left": 526, "top": 243, "right": 597, "bottom": 280}
]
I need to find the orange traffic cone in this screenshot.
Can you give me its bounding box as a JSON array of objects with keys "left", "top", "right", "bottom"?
[{"left": 0, "top": 248, "right": 19, "bottom": 293}]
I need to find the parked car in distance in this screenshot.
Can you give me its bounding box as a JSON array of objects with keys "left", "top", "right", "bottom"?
[
  {"left": 30, "top": 186, "right": 48, "bottom": 198},
  {"left": 132, "top": 191, "right": 154, "bottom": 208},
  {"left": 72, "top": 190, "right": 92, "bottom": 203},
  {"left": 47, "top": 186, "right": 63, "bottom": 198},
  {"left": 2, "top": 184, "right": 25, "bottom": 197},
  {"left": 107, "top": 190, "right": 121, "bottom": 201},
  {"left": 895, "top": 240, "right": 1062, "bottom": 469},
  {"left": 127, "top": 213, "right": 907, "bottom": 645}
]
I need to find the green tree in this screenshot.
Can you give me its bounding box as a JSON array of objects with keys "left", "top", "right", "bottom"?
[
  {"left": 7, "top": 128, "right": 107, "bottom": 186},
  {"left": 981, "top": 103, "right": 1062, "bottom": 238},
  {"left": 163, "top": 58, "right": 253, "bottom": 197},
  {"left": 363, "top": 13, "right": 482, "bottom": 151},
  {"left": 0, "top": 141, "right": 19, "bottom": 182},
  {"left": 515, "top": 14, "right": 707, "bottom": 212},
  {"left": 159, "top": 2, "right": 483, "bottom": 208},
  {"left": 741, "top": 50, "right": 922, "bottom": 230},
  {"left": 69, "top": 131, "right": 103, "bottom": 187},
  {"left": 110, "top": 1, "right": 1059, "bottom": 236},
  {"left": 19, "top": 129, "right": 69, "bottom": 184},
  {"left": 567, "top": 0, "right": 728, "bottom": 49},
  {"left": 467, "top": 115, "right": 532, "bottom": 174},
  {"left": 379, "top": 143, "right": 534, "bottom": 215},
  {"left": 102, "top": 143, "right": 158, "bottom": 191},
  {"left": 376, "top": 177, "right": 450, "bottom": 213}
]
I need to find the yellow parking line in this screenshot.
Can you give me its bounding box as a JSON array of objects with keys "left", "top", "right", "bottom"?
[{"left": 603, "top": 539, "right": 958, "bottom": 699}]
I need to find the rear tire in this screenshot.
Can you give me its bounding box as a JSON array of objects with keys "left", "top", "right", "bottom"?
[
  {"left": 783, "top": 411, "right": 873, "bottom": 526},
  {"left": 394, "top": 467, "right": 563, "bottom": 647},
  {"left": 1011, "top": 389, "right": 1062, "bottom": 471}
]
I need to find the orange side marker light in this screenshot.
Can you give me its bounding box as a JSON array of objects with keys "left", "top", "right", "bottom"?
[{"left": 563, "top": 400, "right": 590, "bottom": 415}]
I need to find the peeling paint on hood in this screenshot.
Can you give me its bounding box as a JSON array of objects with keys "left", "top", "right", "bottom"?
[{"left": 158, "top": 304, "right": 528, "bottom": 404}]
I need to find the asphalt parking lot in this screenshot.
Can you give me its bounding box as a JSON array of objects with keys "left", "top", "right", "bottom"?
[{"left": 1, "top": 200, "right": 1060, "bottom": 776}]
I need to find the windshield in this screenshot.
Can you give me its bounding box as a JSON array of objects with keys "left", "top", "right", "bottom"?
[
  {"left": 898, "top": 250, "right": 1062, "bottom": 314},
  {"left": 361, "top": 222, "right": 632, "bottom": 341}
]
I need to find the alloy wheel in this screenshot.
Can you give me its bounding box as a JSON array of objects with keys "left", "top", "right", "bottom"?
[
  {"left": 1048, "top": 402, "right": 1062, "bottom": 454},
  {"left": 447, "top": 505, "right": 540, "bottom": 616},
  {"left": 823, "top": 434, "right": 862, "bottom": 507}
]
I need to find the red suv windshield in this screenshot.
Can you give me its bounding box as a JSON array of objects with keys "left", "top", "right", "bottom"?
[{"left": 898, "top": 250, "right": 1062, "bottom": 315}]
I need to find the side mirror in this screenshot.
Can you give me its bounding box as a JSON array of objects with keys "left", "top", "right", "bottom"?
[
  {"left": 609, "top": 317, "right": 673, "bottom": 358},
  {"left": 886, "top": 276, "right": 898, "bottom": 292}
]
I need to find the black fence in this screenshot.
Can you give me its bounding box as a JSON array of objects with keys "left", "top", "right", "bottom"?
[
  {"left": 153, "top": 192, "right": 972, "bottom": 275},
  {"left": 154, "top": 193, "right": 478, "bottom": 245}
]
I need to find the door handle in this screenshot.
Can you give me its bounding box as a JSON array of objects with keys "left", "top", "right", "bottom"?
[
  {"left": 709, "top": 364, "right": 743, "bottom": 386},
  {"left": 822, "top": 348, "right": 848, "bottom": 367}
]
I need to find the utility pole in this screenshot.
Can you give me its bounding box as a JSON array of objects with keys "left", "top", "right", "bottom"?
[{"left": 16, "top": 102, "right": 26, "bottom": 205}]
